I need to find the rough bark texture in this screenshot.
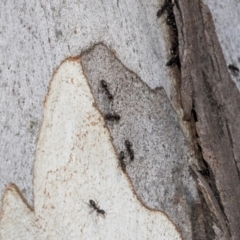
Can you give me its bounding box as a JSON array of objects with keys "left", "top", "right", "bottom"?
[{"left": 175, "top": 0, "right": 240, "bottom": 239}]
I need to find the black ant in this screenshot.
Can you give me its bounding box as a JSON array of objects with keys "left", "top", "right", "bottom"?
[
  {"left": 118, "top": 151, "right": 126, "bottom": 172},
  {"left": 166, "top": 55, "right": 180, "bottom": 68},
  {"left": 100, "top": 80, "right": 113, "bottom": 100},
  {"left": 119, "top": 151, "right": 125, "bottom": 161},
  {"left": 89, "top": 199, "right": 106, "bottom": 216},
  {"left": 125, "top": 140, "right": 132, "bottom": 148},
  {"left": 100, "top": 80, "right": 108, "bottom": 88},
  {"left": 157, "top": 0, "right": 173, "bottom": 18},
  {"left": 105, "top": 113, "right": 120, "bottom": 121},
  {"left": 170, "top": 41, "right": 178, "bottom": 55},
  {"left": 198, "top": 169, "right": 210, "bottom": 176},
  {"left": 166, "top": 10, "right": 175, "bottom": 27},
  {"left": 228, "top": 64, "right": 239, "bottom": 73},
  {"left": 125, "top": 140, "right": 134, "bottom": 161},
  {"left": 156, "top": 1, "right": 168, "bottom": 18},
  {"left": 157, "top": 0, "right": 174, "bottom": 21},
  {"left": 128, "top": 149, "right": 134, "bottom": 161}
]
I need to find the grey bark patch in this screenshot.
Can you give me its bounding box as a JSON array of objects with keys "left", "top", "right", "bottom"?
[{"left": 81, "top": 43, "right": 204, "bottom": 240}]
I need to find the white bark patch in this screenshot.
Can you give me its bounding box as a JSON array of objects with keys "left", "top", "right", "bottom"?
[
  {"left": 0, "top": 185, "right": 36, "bottom": 239},
  {"left": 0, "top": 59, "right": 182, "bottom": 239}
]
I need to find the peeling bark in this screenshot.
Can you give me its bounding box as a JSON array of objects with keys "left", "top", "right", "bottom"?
[
  {"left": 175, "top": 0, "right": 240, "bottom": 239},
  {"left": 1, "top": 0, "right": 239, "bottom": 239}
]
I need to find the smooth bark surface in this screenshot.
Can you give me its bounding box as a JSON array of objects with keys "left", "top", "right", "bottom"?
[{"left": 0, "top": 59, "right": 182, "bottom": 239}]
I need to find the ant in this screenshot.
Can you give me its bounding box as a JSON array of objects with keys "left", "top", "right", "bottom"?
[
  {"left": 129, "top": 150, "right": 134, "bottom": 161},
  {"left": 228, "top": 64, "right": 239, "bottom": 73},
  {"left": 156, "top": 1, "right": 168, "bottom": 18},
  {"left": 100, "top": 79, "right": 108, "bottom": 88},
  {"left": 100, "top": 80, "right": 113, "bottom": 100},
  {"left": 166, "top": 55, "right": 180, "bottom": 68},
  {"left": 157, "top": 0, "right": 173, "bottom": 18},
  {"left": 89, "top": 199, "right": 106, "bottom": 216},
  {"left": 170, "top": 41, "right": 178, "bottom": 55},
  {"left": 166, "top": 10, "right": 175, "bottom": 27},
  {"left": 198, "top": 169, "right": 210, "bottom": 176},
  {"left": 125, "top": 140, "right": 132, "bottom": 148},
  {"left": 105, "top": 113, "right": 121, "bottom": 121},
  {"left": 125, "top": 140, "right": 134, "bottom": 161},
  {"left": 118, "top": 151, "right": 126, "bottom": 172}
]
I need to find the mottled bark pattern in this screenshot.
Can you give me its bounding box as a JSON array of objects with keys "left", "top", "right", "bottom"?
[
  {"left": 81, "top": 44, "right": 199, "bottom": 240},
  {"left": 175, "top": 0, "right": 240, "bottom": 239}
]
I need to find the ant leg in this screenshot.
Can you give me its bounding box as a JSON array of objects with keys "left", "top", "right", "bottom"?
[{"left": 88, "top": 209, "right": 95, "bottom": 216}]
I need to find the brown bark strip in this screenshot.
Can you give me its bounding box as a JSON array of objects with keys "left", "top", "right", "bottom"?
[
  {"left": 175, "top": 0, "right": 240, "bottom": 239},
  {"left": 190, "top": 164, "right": 230, "bottom": 239}
]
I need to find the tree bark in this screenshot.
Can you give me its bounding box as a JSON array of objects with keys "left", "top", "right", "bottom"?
[
  {"left": 1, "top": 0, "right": 240, "bottom": 239},
  {"left": 176, "top": 1, "right": 240, "bottom": 239}
]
